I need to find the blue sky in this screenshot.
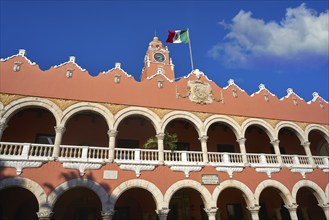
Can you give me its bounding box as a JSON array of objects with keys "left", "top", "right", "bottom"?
[{"left": 1, "top": 1, "right": 328, "bottom": 101}]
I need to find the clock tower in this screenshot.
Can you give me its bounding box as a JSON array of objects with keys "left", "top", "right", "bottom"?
[{"left": 140, "top": 37, "right": 175, "bottom": 81}]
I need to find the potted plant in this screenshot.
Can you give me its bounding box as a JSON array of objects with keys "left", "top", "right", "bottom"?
[{"left": 144, "top": 131, "right": 178, "bottom": 151}]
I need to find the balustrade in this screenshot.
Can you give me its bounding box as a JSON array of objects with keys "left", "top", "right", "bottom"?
[{"left": 0, "top": 141, "right": 328, "bottom": 173}]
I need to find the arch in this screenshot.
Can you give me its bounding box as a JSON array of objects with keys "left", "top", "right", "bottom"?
[
  {"left": 212, "top": 180, "right": 256, "bottom": 207},
  {"left": 291, "top": 180, "right": 327, "bottom": 205},
  {"left": 275, "top": 121, "right": 307, "bottom": 144},
  {"left": 254, "top": 179, "right": 294, "bottom": 205},
  {"left": 48, "top": 179, "right": 111, "bottom": 212},
  {"left": 61, "top": 102, "right": 114, "bottom": 130},
  {"left": 113, "top": 106, "right": 161, "bottom": 133},
  {"left": 0, "top": 177, "right": 47, "bottom": 210},
  {"left": 204, "top": 115, "right": 242, "bottom": 139},
  {"left": 110, "top": 179, "right": 163, "bottom": 210},
  {"left": 305, "top": 124, "right": 329, "bottom": 143},
  {"left": 163, "top": 179, "right": 214, "bottom": 209},
  {"left": 161, "top": 111, "right": 204, "bottom": 137},
  {"left": 1, "top": 97, "right": 62, "bottom": 126},
  {"left": 241, "top": 118, "right": 275, "bottom": 141}
]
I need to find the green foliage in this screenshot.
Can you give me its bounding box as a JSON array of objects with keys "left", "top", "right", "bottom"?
[{"left": 144, "top": 131, "right": 178, "bottom": 151}]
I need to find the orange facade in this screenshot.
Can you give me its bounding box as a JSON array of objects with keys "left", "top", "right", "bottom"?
[{"left": 0, "top": 38, "right": 328, "bottom": 220}]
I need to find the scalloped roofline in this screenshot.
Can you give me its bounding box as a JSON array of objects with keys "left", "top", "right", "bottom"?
[
  {"left": 1, "top": 50, "right": 328, "bottom": 104},
  {"left": 0, "top": 49, "right": 36, "bottom": 65},
  {"left": 222, "top": 79, "right": 246, "bottom": 93},
  {"left": 182, "top": 69, "right": 213, "bottom": 82},
  {"left": 53, "top": 56, "right": 86, "bottom": 72},
  {"left": 280, "top": 88, "right": 304, "bottom": 101},
  {"left": 101, "top": 62, "right": 132, "bottom": 78},
  {"left": 307, "top": 92, "right": 329, "bottom": 104},
  {"left": 250, "top": 84, "right": 276, "bottom": 97}
]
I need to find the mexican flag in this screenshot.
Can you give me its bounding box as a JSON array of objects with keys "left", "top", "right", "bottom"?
[{"left": 166, "top": 30, "right": 189, "bottom": 43}]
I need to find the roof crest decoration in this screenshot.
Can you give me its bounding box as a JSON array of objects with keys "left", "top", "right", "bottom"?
[
  {"left": 280, "top": 88, "right": 304, "bottom": 101},
  {"left": 307, "top": 92, "right": 328, "bottom": 104},
  {"left": 183, "top": 69, "right": 212, "bottom": 82},
  {"left": 54, "top": 56, "right": 86, "bottom": 72},
  {"left": 0, "top": 49, "right": 36, "bottom": 66},
  {"left": 250, "top": 84, "right": 276, "bottom": 97},
  {"left": 222, "top": 79, "right": 246, "bottom": 92},
  {"left": 102, "top": 62, "right": 132, "bottom": 78},
  {"left": 147, "top": 67, "right": 174, "bottom": 82}
]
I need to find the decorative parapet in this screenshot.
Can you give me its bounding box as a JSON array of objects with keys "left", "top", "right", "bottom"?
[
  {"left": 183, "top": 69, "right": 213, "bottom": 82},
  {"left": 0, "top": 49, "right": 36, "bottom": 65},
  {"left": 53, "top": 56, "right": 86, "bottom": 72},
  {"left": 102, "top": 62, "right": 132, "bottom": 78}
]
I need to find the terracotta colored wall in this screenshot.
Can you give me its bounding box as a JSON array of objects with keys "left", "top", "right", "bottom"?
[{"left": 1, "top": 55, "right": 328, "bottom": 125}]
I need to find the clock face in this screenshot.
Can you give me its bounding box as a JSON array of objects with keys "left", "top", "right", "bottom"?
[{"left": 154, "top": 53, "right": 165, "bottom": 62}]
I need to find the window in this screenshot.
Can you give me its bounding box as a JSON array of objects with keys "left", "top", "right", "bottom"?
[
  {"left": 35, "top": 134, "right": 55, "bottom": 145},
  {"left": 217, "top": 144, "right": 235, "bottom": 153}
]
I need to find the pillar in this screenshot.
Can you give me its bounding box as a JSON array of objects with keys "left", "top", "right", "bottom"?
[
  {"left": 101, "top": 210, "right": 115, "bottom": 220},
  {"left": 52, "top": 126, "right": 66, "bottom": 158},
  {"left": 270, "top": 139, "right": 283, "bottom": 164},
  {"left": 36, "top": 211, "right": 54, "bottom": 220},
  {"left": 247, "top": 206, "right": 261, "bottom": 220},
  {"left": 156, "top": 208, "right": 170, "bottom": 220},
  {"left": 284, "top": 204, "right": 298, "bottom": 220},
  {"left": 237, "top": 138, "right": 248, "bottom": 164},
  {"left": 301, "top": 141, "right": 316, "bottom": 167},
  {"left": 318, "top": 204, "right": 329, "bottom": 220},
  {"left": 156, "top": 132, "right": 165, "bottom": 164},
  {"left": 0, "top": 122, "right": 8, "bottom": 141},
  {"left": 199, "top": 135, "right": 209, "bottom": 163},
  {"left": 108, "top": 129, "right": 118, "bottom": 162},
  {"left": 204, "top": 207, "right": 218, "bottom": 220}
]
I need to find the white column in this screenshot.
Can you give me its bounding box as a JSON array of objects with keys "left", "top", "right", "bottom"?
[
  {"left": 156, "top": 132, "right": 165, "bottom": 164},
  {"left": 204, "top": 207, "right": 218, "bottom": 220},
  {"left": 156, "top": 208, "right": 170, "bottom": 220},
  {"left": 301, "top": 141, "right": 316, "bottom": 167},
  {"left": 318, "top": 204, "right": 329, "bottom": 220},
  {"left": 247, "top": 206, "right": 260, "bottom": 220},
  {"left": 284, "top": 204, "right": 298, "bottom": 220},
  {"left": 237, "top": 138, "right": 248, "bottom": 164},
  {"left": 101, "top": 210, "right": 115, "bottom": 220},
  {"left": 52, "top": 126, "right": 66, "bottom": 158},
  {"left": 199, "top": 135, "right": 209, "bottom": 163},
  {"left": 108, "top": 129, "right": 118, "bottom": 162},
  {"left": 270, "top": 139, "right": 283, "bottom": 164},
  {"left": 0, "top": 122, "right": 8, "bottom": 141}
]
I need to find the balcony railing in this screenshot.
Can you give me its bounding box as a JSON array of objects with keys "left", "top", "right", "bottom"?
[
  {"left": 0, "top": 142, "right": 53, "bottom": 160},
  {"left": 0, "top": 142, "right": 328, "bottom": 171},
  {"left": 164, "top": 150, "right": 204, "bottom": 165},
  {"left": 208, "top": 152, "right": 244, "bottom": 164},
  {"left": 114, "top": 148, "right": 159, "bottom": 164},
  {"left": 59, "top": 145, "right": 108, "bottom": 162}
]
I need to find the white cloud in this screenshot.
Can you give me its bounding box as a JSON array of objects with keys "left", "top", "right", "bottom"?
[{"left": 209, "top": 3, "right": 329, "bottom": 68}]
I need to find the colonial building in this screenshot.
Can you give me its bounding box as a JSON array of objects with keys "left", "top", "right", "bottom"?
[{"left": 0, "top": 37, "right": 328, "bottom": 220}]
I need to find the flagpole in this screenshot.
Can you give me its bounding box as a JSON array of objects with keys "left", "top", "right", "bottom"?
[{"left": 187, "top": 28, "right": 194, "bottom": 71}]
